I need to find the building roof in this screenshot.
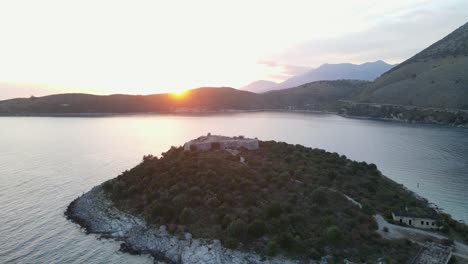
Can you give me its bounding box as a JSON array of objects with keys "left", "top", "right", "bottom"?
[
  {"left": 393, "top": 208, "right": 439, "bottom": 219},
  {"left": 412, "top": 242, "right": 452, "bottom": 264},
  {"left": 187, "top": 134, "right": 256, "bottom": 144}
]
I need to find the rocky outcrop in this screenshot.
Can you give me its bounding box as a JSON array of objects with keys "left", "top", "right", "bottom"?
[{"left": 65, "top": 185, "right": 324, "bottom": 264}]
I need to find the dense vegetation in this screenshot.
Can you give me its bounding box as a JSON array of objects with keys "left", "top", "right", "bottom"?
[
  {"left": 338, "top": 101, "right": 468, "bottom": 126},
  {"left": 263, "top": 80, "right": 368, "bottom": 110},
  {"left": 103, "top": 141, "right": 429, "bottom": 262}
]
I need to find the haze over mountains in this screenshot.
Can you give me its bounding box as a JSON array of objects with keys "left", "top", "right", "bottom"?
[{"left": 241, "top": 60, "right": 395, "bottom": 93}]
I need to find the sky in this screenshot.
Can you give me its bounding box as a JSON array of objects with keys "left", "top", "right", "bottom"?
[{"left": 0, "top": 0, "right": 467, "bottom": 99}]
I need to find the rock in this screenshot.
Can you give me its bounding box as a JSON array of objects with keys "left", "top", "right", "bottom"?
[
  {"left": 184, "top": 233, "right": 192, "bottom": 243},
  {"left": 65, "top": 185, "right": 305, "bottom": 264}
]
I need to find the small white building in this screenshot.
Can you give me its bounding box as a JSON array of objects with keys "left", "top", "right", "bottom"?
[
  {"left": 183, "top": 133, "right": 259, "bottom": 151},
  {"left": 392, "top": 210, "right": 440, "bottom": 229}
]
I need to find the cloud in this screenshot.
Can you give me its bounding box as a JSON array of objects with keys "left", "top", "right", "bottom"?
[{"left": 265, "top": 1, "right": 468, "bottom": 67}]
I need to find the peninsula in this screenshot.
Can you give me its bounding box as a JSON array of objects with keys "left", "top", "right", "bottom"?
[{"left": 66, "top": 135, "right": 468, "bottom": 263}]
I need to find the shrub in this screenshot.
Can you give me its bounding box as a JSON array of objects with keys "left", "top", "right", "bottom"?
[
  {"left": 247, "top": 221, "right": 266, "bottom": 238},
  {"left": 172, "top": 193, "right": 188, "bottom": 208},
  {"left": 143, "top": 154, "right": 154, "bottom": 162},
  {"left": 311, "top": 187, "right": 328, "bottom": 204},
  {"left": 152, "top": 204, "right": 176, "bottom": 223},
  {"left": 224, "top": 237, "right": 239, "bottom": 249},
  {"left": 326, "top": 225, "right": 342, "bottom": 243},
  {"left": 179, "top": 207, "right": 195, "bottom": 225},
  {"left": 308, "top": 248, "right": 321, "bottom": 259},
  {"left": 266, "top": 240, "right": 279, "bottom": 256},
  {"left": 102, "top": 180, "right": 113, "bottom": 192},
  {"left": 266, "top": 203, "right": 283, "bottom": 218},
  {"left": 226, "top": 219, "right": 247, "bottom": 240},
  {"left": 327, "top": 171, "right": 337, "bottom": 180},
  {"left": 277, "top": 232, "right": 295, "bottom": 250},
  {"left": 189, "top": 186, "right": 203, "bottom": 196}
]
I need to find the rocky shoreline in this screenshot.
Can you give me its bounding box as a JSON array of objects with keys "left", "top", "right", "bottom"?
[{"left": 65, "top": 185, "right": 321, "bottom": 264}]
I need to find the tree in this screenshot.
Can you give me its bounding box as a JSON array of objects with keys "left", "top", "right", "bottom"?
[
  {"left": 247, "top": 221, "right": 266, "bottom": 238},
  {"left": 179, "top": 207, "right": 195, "bottom": 224},
  {"left": 277, "top": 232, "right": 295, "bottom": 250},
  {"left": 311, "top": 187, "right": 328, "bottom": 205},
  {"left": 266, "top": 203, "right": 283, "bottom": 218},
  {"left": 224, "top": 237, "right": 239, "bottom": 249},
  {"left": 266, "top": 240, "right": 278, "bottom": 256},
  {"left": 326, "top": 225, "right": 342, "bottom": 243},
  {"left": 226, "top": 219, "right": 247, "bottom": 240}
]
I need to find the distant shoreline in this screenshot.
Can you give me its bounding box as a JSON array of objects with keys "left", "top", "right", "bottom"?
[{"left": 1, "top": 109, "right": 467, "bottom": 128}]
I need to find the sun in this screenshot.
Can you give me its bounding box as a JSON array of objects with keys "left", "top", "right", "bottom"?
[{"left": 170, "top": 90, "right": 188, "bottom": 99}]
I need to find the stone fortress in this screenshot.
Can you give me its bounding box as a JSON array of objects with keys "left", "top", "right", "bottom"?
[{"left": 183, "top": 133, "right": 259, "bottom": 151}]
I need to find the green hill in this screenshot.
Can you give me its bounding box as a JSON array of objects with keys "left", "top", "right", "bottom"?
[
  {"left": 0, "top": 87, "right": 265, "bottom": 114},
  {"left": 263, "top": 80, "right": 368, "bottom": 109},
  {"left": 102, "top": 140, "right": 437, "bottom": 262},
  {"left": 357, "top": 22, "right": 468, "bottom": 109},
  {"left": 0, "top": 80, "right": 367, "bottom": 115}
]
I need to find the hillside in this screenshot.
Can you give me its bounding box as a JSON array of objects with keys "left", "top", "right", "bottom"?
[
  {"left": 0, "top": 80, "right": 368, "bottom": 115},
  {"left": 241, "top": 61, "right": 393, "bottom": 93},
  {"left": 101, "top": 140, "right": 428, "bottom": 262},
  {"left": 263, "top": 80, "right": 369, "bottom": 110},
  {"left": 356, "top": 22, "right": 468, "bottom": 109},
  {"left": 0, "top": 87, "right": 265, "bottom": 114}
]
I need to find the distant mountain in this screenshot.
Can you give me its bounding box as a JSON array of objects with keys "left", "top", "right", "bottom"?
[
  {"left": 241, "top": 61, "right": 394, "bottom": 93},
  {"left": 1, "top": 80, "right": 466, "bottom": 126},
  {"left": 0, "top": 88, "right": 265, "bottom": 115},
  {"left": 356, "top": 22, "right": 468, "bottom": 109},
  {"left": 239, "top": 80, "right": 278, "bottom": 93},
  {"left": 2, "top": 21, "right": 468, "bottom": 125},
  {"left": 278, "top": 61, "right": 394, "bottom": 90},
  {"left": 0, "top": 81, "right": 368, "bottom": 115},
  {"left": 263, "top": 80, "right": 369, "bottom": 109}
]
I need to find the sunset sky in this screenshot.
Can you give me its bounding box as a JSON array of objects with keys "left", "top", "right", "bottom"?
[{"left": 0, "top": 0, "right": 467, "bottom": 99}]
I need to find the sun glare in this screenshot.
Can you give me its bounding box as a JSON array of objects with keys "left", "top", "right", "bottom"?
[{"left": 171, "top": 90, "right": 188, "bottom": 99}]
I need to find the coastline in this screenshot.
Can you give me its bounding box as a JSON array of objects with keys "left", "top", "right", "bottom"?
[
  {"left": 1, "top": 109, "right": 467, "bottom": 128},
  {"left": 65, "top": 184, "right": 310, "bottom": 264}
]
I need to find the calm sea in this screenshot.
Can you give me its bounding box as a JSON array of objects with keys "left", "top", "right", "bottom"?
[{"left": 1, "top": 112, "right": 467, "bottom": 263}]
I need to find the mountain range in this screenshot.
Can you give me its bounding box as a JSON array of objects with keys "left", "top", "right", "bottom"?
[
  {"left": 241, "top": 60, "right": 395, "bottom": 93},
  {"left": 1, "top": 21, "right": 467, "bottom": 125},
  {"left": 0, "top": 81, "right": 368, "bottom": 115}
]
